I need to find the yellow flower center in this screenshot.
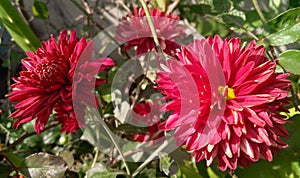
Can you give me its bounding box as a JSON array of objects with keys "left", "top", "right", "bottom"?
[{"left": 227, "top": 87, "right": 236, "bottom": 100}]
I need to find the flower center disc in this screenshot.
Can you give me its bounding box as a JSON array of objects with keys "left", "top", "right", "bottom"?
[{"left": 227, "top": 87, "right": 236, "bottom": 100}]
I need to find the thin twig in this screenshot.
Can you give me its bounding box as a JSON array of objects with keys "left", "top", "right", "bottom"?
[
  {"left": 90, "top": 109, "right": 131, "bottom": 176},
  {"left": 70, "top": 0, "right": 131, "bottom": 59},
  {"left": 139, "top": 0, "right": 160, "bottom": 48},
  {"left": 139, "top": 0, "right": 165, "bottom": 58},
  {"left": 117, "top": 0, "right": 131, "bottom": 13},
  {"left": 132, "top": 139, "right": 171, "bottom": 177},
  {"left": 252, "top": 0, "right": 267, "bottom": 24},
  {"left": 167, "top": 0, "right": 180, "bottom": 14},
  {"left": 6, "top": 46, "right": 12, "bottom": 116},
  {"left": 2, "top": 154, "right": 19, "bottom": 176},
  {"left": 91, "top": 147, "right": 99, "bottom": 168},
  {"left": 0, "top": 123, "right": 59, "bottom": 154},
  {"left": 206, "top": 14, "right": 260, "bottom": 41}
]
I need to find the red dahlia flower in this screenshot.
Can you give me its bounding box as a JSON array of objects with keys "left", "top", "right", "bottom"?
[
  {"left": 7, "top": 30, "right": 114, "bottom": 133},
  {"left": 115, "top": 6, "right": 185, "bottom": 57},
  {"left": 156, "top": 36, "right": 290, "bottom": 170},
  {"left": 131, "top": 101, "right": 163, "bottom": 143}
]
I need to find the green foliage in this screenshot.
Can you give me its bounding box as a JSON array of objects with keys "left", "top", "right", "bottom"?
[
  {"left": 266, "top": 7, "right": 300, "bottom": 33},
  {"left": 32, "top": 0, "right": 49, "bottom": 19},
  {"left": 265, "top": 23, "right": 300, "bottom": 46},
  {"left": 86, "top": 163, "right": 121, "bottom": 178},
  {"left": 22, "top": 153, "right": 68, "bottom": 178},
  {"left": 279, "top": 50, "right": 300, "bottom": 75},
  {"left": 0, "top": 0, "right": 40, "bottom": 52},
  {"left": 213, "top": 0, "right": 231, "bottom": 13}
]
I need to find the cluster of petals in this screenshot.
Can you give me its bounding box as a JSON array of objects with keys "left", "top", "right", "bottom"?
[
  {"left": 115, "top": 6, "right": 185, "bottom": 57},
  {"left": 156, "top": 35, "right": 291, "bottom": 170},
  {"left": 7, "top": 30, "right": 114, "bottom": 133}
]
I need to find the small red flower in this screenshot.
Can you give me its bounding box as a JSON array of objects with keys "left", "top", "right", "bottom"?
[
  {"left": 7, "top": 30, "right": 114, "bottom": 133},
  {"left": 156, "top": 36, "right": 290, "bottom": 170},
  {"left": 115, "top": 6, "right": 185, "bottom": 57},
  {"left": 131, "top": 101, "right": 163, "bottom": 143}
]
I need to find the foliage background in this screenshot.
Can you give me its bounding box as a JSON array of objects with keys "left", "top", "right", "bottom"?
[{"left": 0, "top": 0, "right": 300, "bottom": 177}]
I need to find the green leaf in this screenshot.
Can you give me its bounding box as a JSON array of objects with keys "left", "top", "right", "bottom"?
[
  {"left": 180, "top": 160, "right": 202, "bottom": 178},
  {"left": 213, "top": 0, "right": 231, "bottom": 13},
  {"left": 159, "top": 153, "right": 178, "bottom": 176},
  {"left": 195, "top": 161, "right": 209, "bottom": 178},
  {"left": 267, "top": 7, "right": 300, "bottom": 33},
  {"left": 265, "top": 23, "right": 300, "bottom": 46},
  {"left": 221, "top": 10, "right": 246, "bottom": 27},
  {"left": 179, "top": 4, "right": 212, "bottom": 16},
  {"left": 0, "top": 164, "right": 10, "bottom": 177},
  {"left": 32, "top": 0, "right": 49, "bottom": 19},
  {"left": 0, "top": 0, "right": 40, "bottom": 52},
  {"left": 22, "top": 153, "right": 67, "bottom": 178},
  {"left": 4, "top": 152, "right": 23, "bottom": 168},
  {"left": 59, "top": 150, "right": 74, "bottom": 167},
  {"left": 138, "top": 168, "right": 156, "bottom": 178},
  {"left": 278, "top": 50, "right": 300, "bottom": 75},
  {"left": 291, "top": 162, "right": 300, "bottom": 177},
  {"left": 86, "top": 163, "right": 120, "bottom": 178}
]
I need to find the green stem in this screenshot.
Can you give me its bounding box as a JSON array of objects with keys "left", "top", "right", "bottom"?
[
  {"left": 252, "top": 0, "right": 267, "bottom": 24},
  {"left": 91, "top": 109, "right": 131, "bottom": 176},
  {"left": 139, "top": 0, "right": 165, "bottom": 56},
  {"left": 0, "top": 123, "right": 10, "bottom": 135},
  {"left": 91, "top": 147, "right": 99, "bottom": 168},
  {"left": 132, "top": 138, "right": 171, "bottom": 177}
]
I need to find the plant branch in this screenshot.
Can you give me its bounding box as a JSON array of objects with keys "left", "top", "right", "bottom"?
[
  {"left": 2, "top": 154, "right": 19, "bottom": 176},
  {"left": 70, "top": 0, "right": 131, "bottom": 59},
  {"left": 252, "top": 0, "right": 267, "bottom": 24},
  {"left": 90, "top": 109, "right": 131, "bottom": 176},
  {"left": 206, "top": 14, "right": 259, "bottom": 41},
  {"left": 132, "top": 138, "right": 172, "bottom": 177},
  {"left": 91, "top": 147, "right": 99, "bottom": 168},
  {"left": 167, "top": 0, "right": 180, "bottom": 14},
  {"left": 0, "top": 123, "right": 59, "bottom": 154},
  {"left": 139, "top": 0, "right": 165, "bottom": 57}
]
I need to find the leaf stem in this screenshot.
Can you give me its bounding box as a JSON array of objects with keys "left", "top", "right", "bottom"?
[
  {"left": 132, "top": 138, "right": 171, "bottom": 177},
  {"left": 139, "top": 0, "right": 165, "bottom": 57},
  {"left": 91, "top": 109, "right": 131, "bottom": 176},
  {"left": 91, "top": 147, "right": 99, "bottom": 168},
  {"left": 206, "top": 14, "right": 259, "bottom": 41},
  {"left": 252, "top": 0, "right": 267, "bottom": 24}
]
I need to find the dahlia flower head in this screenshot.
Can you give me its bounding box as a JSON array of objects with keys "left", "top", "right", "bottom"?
[
  {"left": 156, "top": 35, "right": 291, "bottom": 170},
  {"left": 115, "top": 6, "right": 186, "bottom": 57},
  {"left": 7, "top": 30, "right": 114, "bottom": 133}
]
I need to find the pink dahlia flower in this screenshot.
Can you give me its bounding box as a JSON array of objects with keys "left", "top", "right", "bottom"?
[
  {"left": 115, "top": 6, "right": 185, "bottom": 57},
  {"left": 156, "top": 36, "right": 290, "bottom": 170},
  {"left": 7, "top": 30, "right": 114, "bottom": 133}
]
